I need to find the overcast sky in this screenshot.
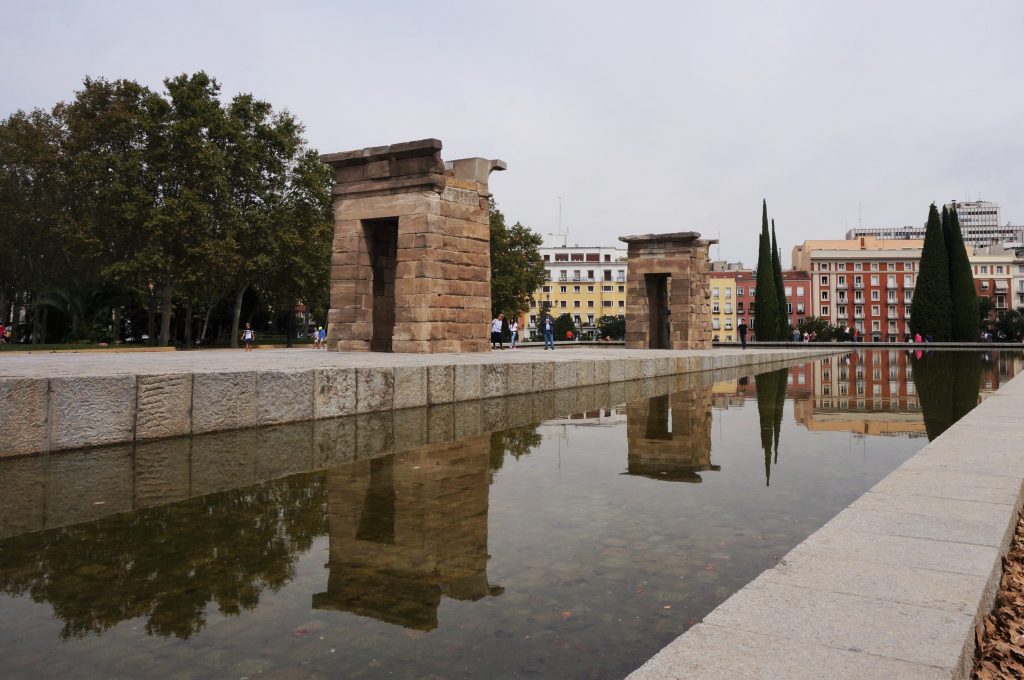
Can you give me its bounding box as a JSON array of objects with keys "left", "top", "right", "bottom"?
[{"left": 3, "top": 1, "right": 1022, "bottom": 267}]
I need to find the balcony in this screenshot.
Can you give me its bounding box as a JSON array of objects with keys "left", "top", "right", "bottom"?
[
  {"left": 854, "top": 313, "right": 865, "bottom": 320},
  {"left": 887, "top": 281, "right": 898, "bottom": 289},
  {"left": 836, "top": 282, "right": 847, "bottom": 290},
  {"left": 853, "top": 283, "right": 864, "bottom": 290}
]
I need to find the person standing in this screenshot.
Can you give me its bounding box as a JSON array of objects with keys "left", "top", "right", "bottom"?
[
  {"left": 491, "top": 313, "right": 505, "bottom": 349},
  {"left": 241, "top": 323, "right": 256, "bottom": 352},
  {"left": 738, "top": 321, "right": 748, "bottom": 349},
  {"left": 509, "top": 318, "right": 519, "bottom": 349},
  {"left": 542, "top": 312, "right": 555, "bottom": 350}
]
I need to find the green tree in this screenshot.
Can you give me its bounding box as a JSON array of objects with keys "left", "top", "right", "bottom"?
[
  {"left": 553, "top": 312, "right": 576, "bottom": 339},
  {"left": 754, "top": 200, "right": 779, "bottom": 340},
  {"left": 796, "top": 316, "right": 839, "bottom": 341},
  {"left": 978, "top": 295, "right": 993, "bottom": 324},
  {"left": 755, "top": 367, "right": 788, "bottom": 486},
  {"left": 597, "top": 314, "right": 625, "bottom": 340},
  {"left": 909, "top": 204, "right": 952, "bottom": 340},
  {"left": 771, "top": 219, "right": 788, "bottom": 338},
  {"left": 943, "top": 206, "right": 979, "bottom": 341},
  {"left": 489, "top": 201, "right": 545, "bottom": 318},
  {"left": 994, "top": 310, "right": 1024, "bottom": 341}
]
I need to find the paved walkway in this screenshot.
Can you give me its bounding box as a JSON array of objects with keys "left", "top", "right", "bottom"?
[{"left": 629, "top": 369, "right": 1024, "bottom": 679}]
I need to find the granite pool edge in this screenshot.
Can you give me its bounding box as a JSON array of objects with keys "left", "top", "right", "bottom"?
[
  {"left": 1, "top": 349, "right": 839, "bottom": 458},
  {"left": 628, "top": 370, "right": 1024, "bottom": 680}
]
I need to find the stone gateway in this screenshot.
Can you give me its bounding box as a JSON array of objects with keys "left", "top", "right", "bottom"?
[
  {"left": 619, "top": 232, "right": 716, "bottom": 350},
  {"left": 320, "top": 139, "right": 506, "bottom": 353}
]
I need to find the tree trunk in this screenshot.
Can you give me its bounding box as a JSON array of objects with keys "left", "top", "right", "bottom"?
[
  {"left": 31, "top": 305, "right": 42, "bottom": 344},
  {"left": 112, "top": 306, "right": 121, "bottom": 342},
  {"left": 159, "top": 282, "right": 174, "bottom": 347},
  {"left": 146, "top": 289, "right": 157, "bottom": 345},
  {"left": 287, "top": 306, "right": 295, "bottom": 348},
  {"left": 200, "top": 306, "right": 213, "bottom": 346},
  {"left": 183, "top": 300, "right": 193, "bottom": 350},
  {"left": 230, "top": 284, "right": 247, "bottom": 349}
]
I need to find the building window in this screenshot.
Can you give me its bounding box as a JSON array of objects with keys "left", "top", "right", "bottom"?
[
  {"left": 588, "top": 285, "right": 594, "bottom": 292},
  {"left": 602, "top": 285, "right": 613, "bottom": 292},
  {"left": 542, "top": 286, "right": 550, "bottom": 293},
  {"left": 981, "top": 281, "right": 989, "bottom": 290},
  {"left": 618, "top": 300, "right": 624, "bottom": 307},
  {"left": 820, "top": 275, "right": 828, "bottom": 285},
  {"left": 786, "top": 303, "right": 793, "bottom": 314},
  {"left": 573, "top": 286, "right": 581, "bottom": 293},
  {"left": 797, "top": 302, "right": 805, "bottom": 313},
  {"left": 560, "top": 301, "right": 567, "bottom": 308},
  {"left": 838, "top": 263, "right": 846, "bottom": 270},
  {"left": 559, "top": 286, "right": 567, "bottom": 293},
  {"left": 821, "top": 306, "right": 829, "bottom": 316},
  {"left": 712, "top": 288, "right": 720, "bottom": 298},
  {"left": 713, "top": 302, "right": 720, "bottom": 313},
  {"left": 797, "top": 286, "right": 804, "bottom": 296},
  {"left": 872, "top": 305, "right": 880, "bottom": 315},
  {"left": 725, "top": 303, "right": 732, "bottom": 313},
  {"left": 871, "top": 290, "right": 880, "bottom": 301},
  {"left": 736, "top": 287, "right": 744, "bottom": 296},
  {"left": 618, "top": 285, "right": 624, "bottom": 293},
  {"left": 854, "top": 263, "right": 862, "bottom": 271},
  {"left": 837, "top": 276, "right": 846, "bottom": 286},
  {"left": 904, "top": 275, "right": 913, "bottom": 286},
  {"left": 870, "top": 275, "right": 879, "bottom": 286},
  {"left": 573, "top": 300, "right": 581, "bottom": 308},
  {"left": 712, "top": 318, "right": 721, "bottom": 330},
  {"left": 725, "top": 288, "right": 732, "bottom": 299},
  {"left": 820, "top": 290, "right": 829, "bottom": 301},
  {"left": 785, "top": 286, "right": 792, "bottom": 296},
  {"left": 603, "top": 300, "right": 614, "bottom": 307},
  {"left": 725, "top": 319, "right": 733, "bottom": 330},
  {"left": 737, "top": 302, "right": 745, "bottom": 313}
]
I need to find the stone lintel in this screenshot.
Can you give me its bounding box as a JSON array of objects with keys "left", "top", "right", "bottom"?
[
  {"left": 619, "top": 232, "right": 718, "bottom": 247},
  {"left": 320, "top": 138, "right": 443, "bottom": 166}
]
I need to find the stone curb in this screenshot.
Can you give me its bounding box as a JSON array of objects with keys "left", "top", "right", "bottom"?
[{"left": 0, "top": 348, "right": 839, "bottom": 458}]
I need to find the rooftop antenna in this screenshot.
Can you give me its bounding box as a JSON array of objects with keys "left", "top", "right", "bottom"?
[{"left": 547, "top": 196, "right": 568, "bottom": 247}]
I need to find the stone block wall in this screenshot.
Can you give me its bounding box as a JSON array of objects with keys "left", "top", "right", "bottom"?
[
  {"left": 620, "top": 232, "right": 715, "bottom": 350},
  {"left": 320, "top": 139, "right": 506, "bottom": 353}
]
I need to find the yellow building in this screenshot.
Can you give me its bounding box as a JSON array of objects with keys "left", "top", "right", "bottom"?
[
  {"left": 526, "top": 246, "right": 628, "bottom": 339},
  {"left": 709, "top": 272, "right": 738, "bottom": 342}
]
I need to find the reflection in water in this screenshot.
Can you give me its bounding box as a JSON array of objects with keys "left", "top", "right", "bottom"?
[
  {"left": 755, "top": 368, "right": 788, "bottom": 486},
  {"left": 312, "top": 437, "right": 504, "bottom": 631},
  {"left": 624, "top": 384, "right": 718, "bottom": 482},
  {"left": 0, "top": 473, "right": 328, "bottom": 639},
  {"left": 911, "top": 351, "right": 983, "bottom": 441}
]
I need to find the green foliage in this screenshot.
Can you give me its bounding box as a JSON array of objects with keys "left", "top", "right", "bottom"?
[
  {"left": 994, "top": 310, "right": 1024, "bottom": 341},
  {"left": 909, "top": 204, "right": 952, "bottom": 340},
  {"left": 796, "top": 316, "right": 841, "bottom": 341},
  {"left": 0, "top": 73, "right": 332, "bottom": 346},
  {"left": 943, "top": 207, "right": 979, "bottom": 341},
  {"left": 753, "top": 200, "right": 780, "bottom": 340},
  {"left": 771, "top": 220, "right": 788, "bottom": 337},
  {"left": 489, "top": 201, "right": 545, "bottom": 318},
  {"left": 553, "top": 313, "right": 576, "bottom": 338},
  {"left": 597, "top": 314, "right": 626, "bottom": 340}
]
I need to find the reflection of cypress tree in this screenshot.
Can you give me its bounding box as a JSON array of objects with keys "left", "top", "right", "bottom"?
[
  {"left": 755, "top": 368, "right": 788, "bottom": 486},
  {"left": 911, "top": 352, "right": 982, "bottom": 441},
  {"left": 0, "top": 472, "right": 328, "bottom": 640}
]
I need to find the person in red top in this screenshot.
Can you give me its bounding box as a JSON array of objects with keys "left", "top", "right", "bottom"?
[{"left": 565, "top": 330, "right": 573, "bottom": 341}]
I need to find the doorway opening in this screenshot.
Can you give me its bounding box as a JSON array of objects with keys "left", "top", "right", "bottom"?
[
  {"left": 363, "top": 218, "right": 398, "bottom": 352},
  {"left": 645, "top": 273, "right": 670, "bottom": 349}
]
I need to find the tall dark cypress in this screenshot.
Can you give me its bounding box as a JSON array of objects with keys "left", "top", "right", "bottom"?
[
  {"left": 909, "top": 204, "right": 952, "bottom": 340},
  {"left": 944, "top": 205, "right": 979, "bottom": 341},
  {"left": 771, "top": 219, "right": 788, "bottom": 338},
  {"left": 754, "top": 200, "right": 779, "bottom": 340}
]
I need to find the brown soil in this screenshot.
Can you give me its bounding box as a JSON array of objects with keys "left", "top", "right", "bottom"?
[{"left": 972, "top": 511, "right": 1024, "bottom": 679}]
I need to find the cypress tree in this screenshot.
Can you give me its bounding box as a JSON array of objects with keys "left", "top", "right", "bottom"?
[
  {"left": 771, "top": 219, "right": 788, "bottom": 338},
  {"left": 754, "top": 200, "right": 779, "bottom": 340},
  {"left": 944, "top": 206, "right": 979, "bottom": 341},
  {"left": 909, "top": 203, "right": 952, "bottom": 340}
]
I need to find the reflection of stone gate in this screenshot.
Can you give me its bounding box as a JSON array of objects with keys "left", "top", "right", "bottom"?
[
  {"left": 625, "top": 385, "right": 717, "bottom": 482},
  {"left": 619, "top": 232, "right": 715, "bottom": 349},
  {"left": 320, "top": 139, "right": 506, "bottom": 353},
  {"left": 312, "top": 436, "right": 502, "bottom": 630}
]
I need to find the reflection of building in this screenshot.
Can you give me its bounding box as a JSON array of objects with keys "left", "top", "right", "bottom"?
[
  {"left": 625, "top": 386, "right": 717, "bottom": 482},
  {"left": 313, "top": 436, "right": 502, "bottom": 631}
]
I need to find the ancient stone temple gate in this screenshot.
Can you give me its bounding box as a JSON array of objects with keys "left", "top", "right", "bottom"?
[
  {"left": 321, "top": 139, "right": 505, "bottom": 352},
  {"left": 619, "top": 232, "right": 715, "bottom": 350}
]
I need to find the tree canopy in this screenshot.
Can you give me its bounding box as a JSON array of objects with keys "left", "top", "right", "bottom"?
[
  {"left": 0, "top": 72, "right": 333, "bottom": 346},
  {"left": 753, "top": 200, "right": 781, "bottom": 340},
  {"left": 909, "top": 203, "right": 952, "bottom": 340},
  {"left": 489, "top": 200, "right": 545, "bottom": 318},
  {"left": 943, "top": 206, "right": 979, "bottom": 341}
]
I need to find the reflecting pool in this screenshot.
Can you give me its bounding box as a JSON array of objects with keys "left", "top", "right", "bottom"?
[{"left": 0, "top": 350, "right": 1019, "bottom": 678}]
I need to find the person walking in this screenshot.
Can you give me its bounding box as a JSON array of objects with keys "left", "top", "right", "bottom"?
[
  {"left": 491, "top": 313, "right": 505, "bottom": 349},
  {"left": 241, "top": 323, "right": 256, "bottom": 352},
  {"left": 319, "top": 326, "right": 327, "bottom": 349},
  {"left": 738, "top": 321, "right": 748, "bottom": 349},
  {"left": 509, "top": 318, "right": 519, "bottom": 349},
  {"left": 542, "top": 312, "right": 555, "bottom": 350}
]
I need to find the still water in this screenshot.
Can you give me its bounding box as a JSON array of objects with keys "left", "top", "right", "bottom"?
[{"left": 0, "top": 351, "right": 1020, "bottom": 679}]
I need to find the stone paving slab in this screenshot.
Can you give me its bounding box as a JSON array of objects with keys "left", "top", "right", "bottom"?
[
  {"left": 629, "top": 369, "right": 1024, "bottom": 679},
  {"left": 0, "top": 347, "right": 836, "bottom": 457}
]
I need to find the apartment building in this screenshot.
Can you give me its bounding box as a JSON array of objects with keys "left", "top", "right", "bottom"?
[
  {"left": 709, "top": 272, "right": 737, "bottom": 341},
  {"left": 970, "top": 244, "right": 1016, "bottom": 313},
  {"left": 527, "top": 245, "right": 628, "bottom": 338},
  {"left": 845, "top": 202, "right": 1023, "bottom": 249}
]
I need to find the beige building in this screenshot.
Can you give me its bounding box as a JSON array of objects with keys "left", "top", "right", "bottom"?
[{"left": 527, "top": 245, "right": 628, "bottom": 339}]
